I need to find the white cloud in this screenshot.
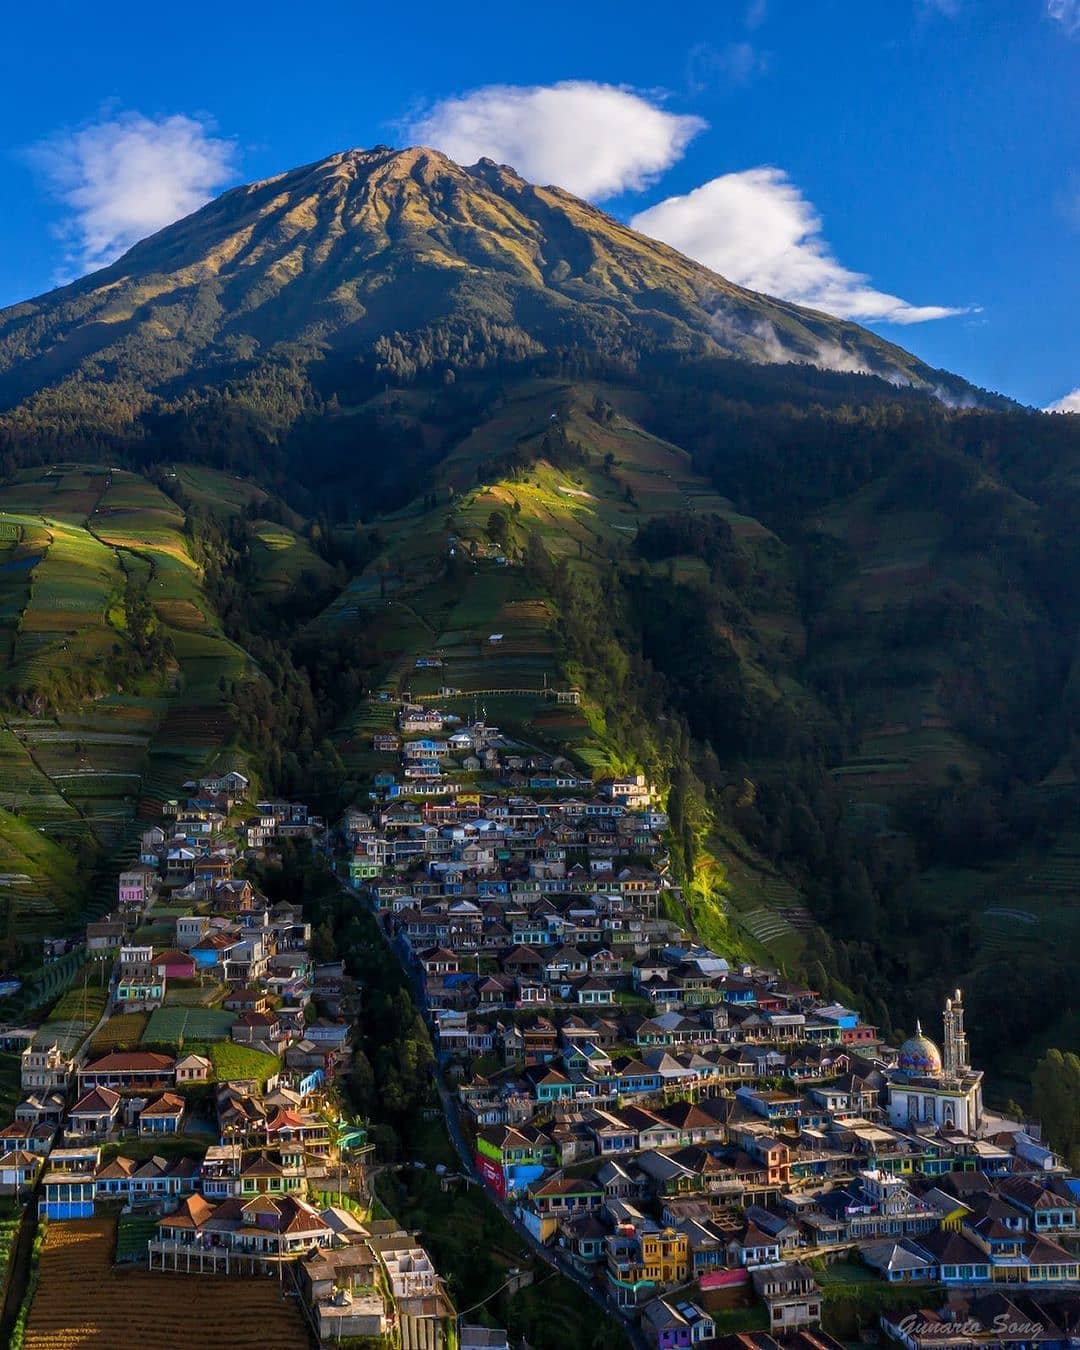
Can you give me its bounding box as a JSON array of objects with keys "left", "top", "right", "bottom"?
[
  {"left": 408, "top": 81, "right": 705, "bottom": 201},
  {"left": 27, "top": 111, "right": 238, "bottom": 279},
  {"left": 708, "top": 303, "right": 913, "bottom": 382},
  {"left": 630, "top": 167, "right": 967, "bottom": 324},
  {"left": 1045, "top": 388, "right": 1080, "bottom": 412},
  {"left": 1047, "top": 0, "right": 1080, "bottom": 35}
]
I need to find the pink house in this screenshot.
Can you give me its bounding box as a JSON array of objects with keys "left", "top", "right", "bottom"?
[
  {"left": 118, "top": 867, "right": 155, "bottom": 910},
  {"left": 154, "top": 949, "right": 197, "bottom": 981}
]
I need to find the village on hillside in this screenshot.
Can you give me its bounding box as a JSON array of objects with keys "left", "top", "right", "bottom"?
[
  {"left": 0, "top": 767, "right": 464, "bottom": 1346},
  {"left": 0, "top": 695, "right": 1075, "bottom": 1349},
  {"left": 339, "top": 699, "right": 1080, "bottom": 1348}
]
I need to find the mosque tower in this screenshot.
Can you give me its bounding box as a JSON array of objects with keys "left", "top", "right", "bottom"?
[{"left": 942, "top": 988, "right": 969, "bottom": 1076}]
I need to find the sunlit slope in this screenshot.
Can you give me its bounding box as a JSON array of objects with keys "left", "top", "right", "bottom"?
[{"left": 0, "top": 146, "right": 976, "bottom": 439}]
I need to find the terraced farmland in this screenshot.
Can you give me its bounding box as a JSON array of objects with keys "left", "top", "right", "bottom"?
[
  {"left": 89, "top": 1013, "right": 149, "bottom": 1054},
  {"left": 0, "top": 465, "right": 270, "bottom": 920},
  {"left": 143, "top": 1006, "right": 234, "bottom": 1045},
  {"left": 972, "top": 833, "right": 1080, "bottom": 959}
]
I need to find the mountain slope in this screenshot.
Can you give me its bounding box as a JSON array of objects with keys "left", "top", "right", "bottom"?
[
  {"left": 0, "top": 145, "right": 979, "bottom": 435},
  {"left": 0, "top": 143, "right": 1076, "bottom": 1091}
]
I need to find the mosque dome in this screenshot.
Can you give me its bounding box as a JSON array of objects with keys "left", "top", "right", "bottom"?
[{"left": 898, "top": 1023, "right": 943, "bottom": 1075}]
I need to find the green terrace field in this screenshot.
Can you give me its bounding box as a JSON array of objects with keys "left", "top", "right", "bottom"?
[
  {"left": 208, "top": 1041, "right": 280, "bottom": 1084},
  {"left": 808, "top": 476, "right": 1038, "bottom": 799},
  {"left": 900, "top": 828, "right": 1080, "bottom": 1096},
  {"left": 0, "top": 461, "right": 289, "bottom": 1000},
  {"left": 30, "top": 967, "right": 110, "bottom": 1055},
  {"left": 0, "top": 1203, "right": 21, "bottom": 1307},
  {"left": 143, "top": 1006, "right": 234, "bottom": 1045},
  {"left": 0, "top": 802, "right": 81, "bottom": 940},
  {"left": 0, "top": 464, "right": 269, "bottom": 918},
  {"left": 90, "top": 1013, "right": 149, "bottom": 1054},
  {"left": 171, "top": 464, "right": 271, "bottom": 518}
]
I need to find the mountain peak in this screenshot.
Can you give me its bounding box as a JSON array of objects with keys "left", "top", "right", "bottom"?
[{"left": 0, "top": 144, "right": 978, "bottom": 424}]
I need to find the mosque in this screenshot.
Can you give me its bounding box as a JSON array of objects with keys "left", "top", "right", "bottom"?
[{"left": 885, "top": 988, "right": 984, "bottom": 1135}]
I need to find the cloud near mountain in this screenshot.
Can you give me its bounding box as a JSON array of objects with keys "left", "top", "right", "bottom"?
[
  {"left": 26, "top": 83, "right": 967, "bottom": 331},
  {"left": 26, "top": 111, "right": 237, "bottom": 279},
  {"left": 631, "top": 169, "right": 967, "bottom": 325},
  {"left": 407, "top": 81, "right": 705, "bottom": 200},
  {"left": 1046, "top": 388, "right": 1080, "bottom": 412},
  {"left": 410, "top": 81, "right": 965, "bottom": 326}
]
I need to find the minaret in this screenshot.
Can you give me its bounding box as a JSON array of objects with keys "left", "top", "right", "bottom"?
[{"left": 943, "top": 987, "right": 969, "bottom": 1075}]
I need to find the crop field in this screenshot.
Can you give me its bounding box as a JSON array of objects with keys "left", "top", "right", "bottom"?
[
  {"left": 1, "top": 948, "right": 88, "bottom": 1024},
  {"left": 48, "top": 983, "right": 108, "bottom": 1025},
  {"left": 23, "top": 1218, "right": 309, "bottom": 1350},
  {"left": 172, "top": 465, "right": 270, "bottom": 517},
  {"left": 972, "top": 832, "right": 1080, "bottom": 959},
  {"left": 0, "top": 1204, "right": 21, "bottom": 1305},
  {"left": 0, "top": 805, "right": 79, "bottom": 940},
  {"left": 0, "top": 727, "right": 83, "bottom": 833},
  {"left": 115, "top": 1212, "right": 159, "bottom": 1264},
  {"left": 90, "top": 1013, "right": 150, "bottom": 1054},
  {"left": 162, "top": 979, "right": 226, "bottom": 1008},
  {"left": 143, "top": 1007, "right": 234, "bottom": 1045}
]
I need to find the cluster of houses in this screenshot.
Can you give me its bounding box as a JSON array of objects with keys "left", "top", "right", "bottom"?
[
  {"left": 338, "top": 737, "right": 1080, "bottom": 1348},
  {"left": 363, "top": 702, "right": 644, "bottom": 802},
  {"left": 0, "top": 770, "right": 475, "bottom": 1346},
  {"left": 2, "top": 692, "right": 1076, "bottom": 1350}
]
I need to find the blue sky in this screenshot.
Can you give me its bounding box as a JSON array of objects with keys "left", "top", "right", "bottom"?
[{"left": 2, "top": 0, "right": 1078, "bottom": 406}]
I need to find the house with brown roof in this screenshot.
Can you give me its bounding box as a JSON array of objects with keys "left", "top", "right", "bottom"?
[
  {"left": 0, "top": 1120, "right": 55, "bottom": 1156},
  {"left": 78, "top": 1052, "right": 175, "bottom": 1093},
  {"left": 67, "top": 1088, "right": 122, "bottom": 1140},
  {"left": 155, "top": 1192, "right": 333, "bottom": 1259},
  {"left": 264, "top": 1108, "right": 330, "bottom": 1153},
  {"left": 231, "top": 1009, "right": 284, "bottom": 1053},
  {"left": 138, "top": 1092, "right": 186, "bottom": 1135},
  {"left": 238, "top": 1149, "right": 306, "bottom": 1196},
  {"left": 86, "top": 917, "right": 125, "bottom": 956},
  {"left": 94, "top": 1154, "right": 138, "bottom": 1199},
  {"left": 728, "top": 1221, "right": 783, "bottom": 1267},
  {"left": 750, "top": 1262, "right": 822, "bottom": 1333},
  {"left": 653, "top": 1099, "right": 727, "bottom": 1146},
  {"left": 0, "top": 1150, "right": 41, "bottom": 1195},
  {"left": 223, "top": 989, "right": 269, "bottom": 1014}
]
